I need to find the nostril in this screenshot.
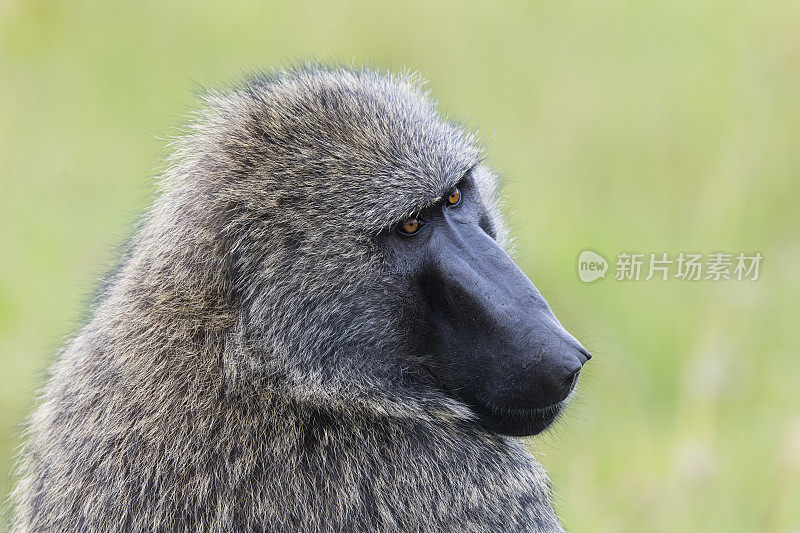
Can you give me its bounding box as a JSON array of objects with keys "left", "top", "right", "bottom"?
[
  {"left": 561, "top": 367, "right": 581, "bottom": 394},
  {"left": 578, "top": 346, "right": 592, "bottom": 363}
]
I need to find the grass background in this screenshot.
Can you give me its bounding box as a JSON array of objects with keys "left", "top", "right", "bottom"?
[{"left": 1, "top": 1, "right": 799, "bottom": 530}]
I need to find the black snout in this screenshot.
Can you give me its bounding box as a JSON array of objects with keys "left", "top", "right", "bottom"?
[
  {"left": 528, "top": 334, "right": 591, "bottom": 407},
  {"left": 422, "top": 213, "right": 590, "bottom": 435}
]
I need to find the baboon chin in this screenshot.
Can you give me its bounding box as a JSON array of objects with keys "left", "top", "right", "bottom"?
[{"left": 12, "top": 66, "right": 589, "bottom": 532}]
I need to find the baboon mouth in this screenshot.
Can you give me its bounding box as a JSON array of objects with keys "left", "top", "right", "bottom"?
[
  {"left": 471, "top": 397, "right": 567, "bottom": 436},
  {"left": 481, "top": 399, "right": 566, "bottom": 419}
]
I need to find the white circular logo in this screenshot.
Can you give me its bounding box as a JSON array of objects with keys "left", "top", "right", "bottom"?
[{"left": 578, "top": 250, "right": 608, "bottom": 283}]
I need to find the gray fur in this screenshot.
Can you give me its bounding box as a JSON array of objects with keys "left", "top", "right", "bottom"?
[{"left": 10, "top": 66, "right": 565, "bottom": 532}]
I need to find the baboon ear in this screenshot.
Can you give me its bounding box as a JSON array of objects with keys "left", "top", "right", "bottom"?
[{"left": 469, "top": 165, "right": 510, "bottom": 248}]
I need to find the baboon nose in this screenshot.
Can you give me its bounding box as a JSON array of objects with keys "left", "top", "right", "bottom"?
[{"left": 568, "top": 339, "right": 591, "bottom": 364}]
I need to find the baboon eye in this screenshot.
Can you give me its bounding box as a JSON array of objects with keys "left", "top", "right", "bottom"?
[
  {"left": 447, "top": 187, "right": 461, "bottom": 206},
  {"left": 398, "top": 217, "right": 423, "bottom": 236}
]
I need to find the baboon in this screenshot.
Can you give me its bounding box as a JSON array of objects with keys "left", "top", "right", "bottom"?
[{"left": 11, "top": 66, "right": 590, "bottom": 532}]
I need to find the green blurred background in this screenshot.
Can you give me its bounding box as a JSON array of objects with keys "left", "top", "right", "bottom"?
[{"left": 2, "top": 1, "right": 799, "bottom": 530}]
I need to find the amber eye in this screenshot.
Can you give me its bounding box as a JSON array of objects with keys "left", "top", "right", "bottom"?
[
  {"left": 399, "top": 217, "right": 423, "bottom": 235},
  {"left": 447, "top": 187, "right": 461, "bottom": 206}
]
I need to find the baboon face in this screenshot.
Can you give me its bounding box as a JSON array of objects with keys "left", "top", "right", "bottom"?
[
  {"left": 381, "top": 168, "right": 590, "bottom": 437},
  {"left": 207, "top": 70, "right": 587, "bottom": 436}
]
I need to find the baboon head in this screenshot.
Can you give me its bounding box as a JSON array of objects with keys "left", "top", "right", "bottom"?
[{"left": 178, "top": 67, "right": 589, "bottom": 436}]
